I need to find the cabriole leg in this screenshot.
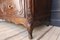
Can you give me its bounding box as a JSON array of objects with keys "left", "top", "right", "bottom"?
[{"left": 26, "top": 23, "right": 33, "bottom": 39}]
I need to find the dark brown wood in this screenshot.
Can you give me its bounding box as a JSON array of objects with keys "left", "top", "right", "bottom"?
[{"left": 0, "top": 0, "right": 51, "bottom": 39}]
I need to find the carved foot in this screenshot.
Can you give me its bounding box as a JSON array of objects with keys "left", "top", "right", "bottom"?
[
  {"left": 27, "top": 25, "right": 33, "bottom": 39},
  {"left": 28, "top": 29, "right": 33, "bottom": 39}
]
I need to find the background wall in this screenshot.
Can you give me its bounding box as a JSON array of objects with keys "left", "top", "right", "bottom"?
[{"left": 51, "top": 0, "right": 60, "bottom": 26}]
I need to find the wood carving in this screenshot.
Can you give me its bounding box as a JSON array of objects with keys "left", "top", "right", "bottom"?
[
  {"left": 0, "top": 0, "right": 26, "bottom": 25},
  {"left": 0, "top": 0, "right": 51, "bottom": 39}
]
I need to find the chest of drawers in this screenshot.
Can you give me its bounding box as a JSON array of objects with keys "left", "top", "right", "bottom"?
[{"left": 0, "top": 0, "right": 51, "bottom": 39}]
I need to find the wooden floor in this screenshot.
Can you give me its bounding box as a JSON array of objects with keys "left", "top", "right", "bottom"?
[{"left": 0, "top": 21, "right": 60, "bottom": 40}]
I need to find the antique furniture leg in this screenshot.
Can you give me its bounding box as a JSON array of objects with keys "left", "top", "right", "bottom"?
[
  {"left": 21, "top": 19, "right": 33, "bottom": 39},
  {"left": 27, "top": 25, "right": 33, "bottom": 39},
  {"left": 24, "top": 0, "right": 34, "bottom": 39}
]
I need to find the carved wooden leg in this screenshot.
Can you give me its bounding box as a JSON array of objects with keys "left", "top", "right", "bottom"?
[
  {"left": 18, "top": 18, "right": 33, "bottom": 39},
  {"left": 27, "top": 26, "right": 33, "bottom": 39},
  {"left": 23, "top": 22, "right": 33, "bottom": 39}
]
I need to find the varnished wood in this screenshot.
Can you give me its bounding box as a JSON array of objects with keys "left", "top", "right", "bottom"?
[{"left": 0, "top": 0, "right": 51, "bottom": 39}]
